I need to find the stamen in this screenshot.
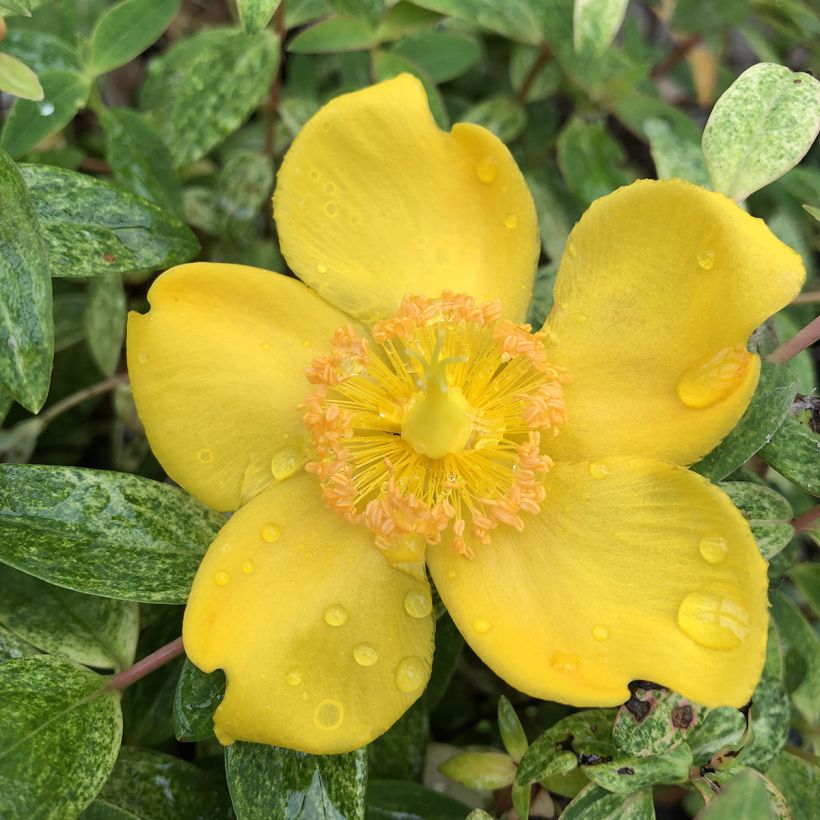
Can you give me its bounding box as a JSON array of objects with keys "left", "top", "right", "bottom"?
[{"left": 301, "top": 292, "right": 569, "bottom": 558}]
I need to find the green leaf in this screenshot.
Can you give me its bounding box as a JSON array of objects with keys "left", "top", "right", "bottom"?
[
  {"left": 498, "top": 696, "right": 528, "bottom": 762},
  {"left": 525, "top": 169, "right": 572, "bottom": 261},
  {"left": 789, "top": 563, "right": 820, "bottom": 614},
  {"left": 0, "top": 655, "right": 122, "bottom": 819},
  {"left": 582, "top": 743, "right": 692, "bottom": 794},
  {"left": 289, "top": 15, "right": 378, "bottom": 52},
  {"left": 330, "top": 0, "right": 384, "bottom": 26},
  {"left": 692, "top": 362, "right": 798, "bottom": 482},
  {"left": 703, "top": 63, "right": 820, "bottom": 200},
  {"left": 367, "top": 705, "right": 428, "bottom": 781},
  {"left": 390, "top": 31, "right": 481, "bottom": 83},
  {"left": 561, "top": 783, "right": 655, "bottom": 820},
  {"left": 718, "top": 481, "right": 794, "bottom": 560},
  {"left": 613, "top": 685, "right": 704, "bottom": 757},
  {"left": 0, "top": 621, "right": 39, "bottom": 661},
  {"left": 803, "top": 203, "right": 820, "bottom": 222},
  {"left": 421, "top": 614, "right": 463, "bottom": 710},
  {"left": 226, "top": 743, "right": 367, "bottom": 820},
  {"left": 20, "top": 163, "right": 199, "bottom": 278},
  {"left": 365, "top": 780, "right": 468, "bottom": 820},
  {"left": 0, "top": 147, "right": 52, "bottom": 413},
  {"left": 218, "top": 150, "right": 274, "bottom": 223},
  {"left": 87, "top": 0, "right": 180, "bottom": 76},
  {"left": 766, "top": 752, "right": 820, "bottom": 819},
  {"left": 409, "top": 0, "right": 544, "bottom": 44},
  {"left": 439, "top": 750, "right": 517, "bottom": 790},
  {"left": 173, "top": 659, "right": 225, "bottom": 742},
  {"left": 644, "top": 117, "right": 711, "bottom": 187},
  {"left": 372, "top": 49, "right": 449, "bottom": 128},
  {"left": 526, "top": 262, "right": 558, "bottom": 329},
  {"left": 141, "top": 28, "right": 279, "bottom": 167},
  {"left": 0, "top": 69, "right": 90, "bottom": 159},
  {"left": 238, "top": 0, "right": 282, "bottom": 34},
  {"left": 737, "top": 677, "right": 790, "bottom": 772},
  {"left": 759, "top": 414, "right": 820, "bottom": 497},
  {"left": 0, "top": 27, "right": 82, "bottom": 74},
  {"left": 573, "top": 0, "right": 629, "bottom": 57},
  {"left": 85, "top": 276, "right": 126, "bottom": 376},
  {"left": 99, "top": 107, "right": 183, "bottom": 216},
  {"left": 81, "top": 746, "right": 231, "bottom": 819},
  {"left": 461, "top": 95, "right": 527, "bottom": 143},
  {"left": 0, "top": 464, "right": 225, "bottom": 603},
  {"left": 702, "top": 767, "right": 781, "bottom": 819},
  {"left": 686, "top": 706, "right": 746, "bottom": 765},
  {"left": 0, "top": 52, "right": 43, "bottom": 100},
  {"left": 0, "top": 563, "right": 138, "bottom": 670},
  {"left": 509, "top": 44, "right": 561, "bottom": 103}
]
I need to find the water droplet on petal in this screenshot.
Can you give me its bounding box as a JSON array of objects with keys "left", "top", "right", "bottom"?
[
  {"left": 476, "top": 155, "right": 498, "bottom": 183},
  {"left": 197, "top": 448, "right": 213, "bottom": 463},
  {"left": 313, "top": 699, "right": 343, "bottom": 729},
  {"left": 699, "top": 534, "right": 729, "bottom": 564},
  {"left": 316, "top": 263, "right": 328, "bottom": 274},
  {"left": 550, "top": 651, "right": 580, "bottom": 673},
  {"left": 241, "top": 559, "right": 255, "bottom": 574},
  {"left": 474, "top": 618, "right": 491, "bottom": 634},
  {"left": 589, "top": 461, "right": 609, "bottom": 479},
  {"left": 325, "top": 202, "right": 338, "bottom": 217},
  {"left": 592, "top": 624, "right": 610, "bottom": 642},
  {"left": 404, "top": 590, "right": 432, "bottom": 619},
  {"left": 260, "top": 342, "right": 271, "bottom": 351},
  {"left": 676, "top": 345, "right": 754, "bottom": 409},
  {"left": 353, "top": 643, "right": 379, "bottom": 667},
  {"left": 324, "top": 604, "right": 348, "bottom": 626},
  {"left": 446, "top": 569, "right": 457, "bottom": 580},
  {"left": 697, "top": 248, "right": 716, "bottom": 270},
  {"left": 504, "top": 213, "right": 518, "bottom": 229},
  {"left": 261, "top": 523, "right": 281, "bottom": 543},
  {"left": 213, "top": 570, "right": 231, "bottom": 587},
  {"left": 285, "top": 668, "right": 303, "bottom": 686},
  {"left": 138, "top": 352, "right": 148, "bottom": 364},
  {"left": 271, "top": 448, "right": 301, "bottom": 481},
  {"left": 310, "top": 170, "right": 320, "bottom": 181},
  {"left": 677, "top": 588, "right": 750, "bottom": 650},
  {"left": 324, "top": 182, "right": 336, "bottom": 194},
  {"left": 395, "top": 656, "right": 426, "bottom": 692}
]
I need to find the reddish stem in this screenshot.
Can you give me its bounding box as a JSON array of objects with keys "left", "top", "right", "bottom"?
[
  {"left": 792, "top": 505, "right": 820, "bottom": 533},
  {"left": 515, "top": 41, "right": 552, "bottom": 104},
  {"left": 651, "top": 34, "right": 702, "bottom": 79},
  {"left": 767, "top": 315, "right": 820, "bottom": 365},
  {"left": 108, "top": 636, "right": 185, "bottom": 691}
]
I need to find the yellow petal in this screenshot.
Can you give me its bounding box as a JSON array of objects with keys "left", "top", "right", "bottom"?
[
  {"left": 543, "top": 179, "right": 804, "bottom": 465},
  {"left": 428, "top": 458, "right": 768, "bottom": 709},
  {"left": 273, "top": 74, "right": 538, "bottom": 324},
  {"left": 183, "top": 471, "right": 434, "bottom": 754},
  {"left": 127, "top": 263, "right": 348, "bottom": 511}
]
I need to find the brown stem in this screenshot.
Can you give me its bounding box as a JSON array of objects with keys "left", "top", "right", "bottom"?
[
  {"left": 108, "top": 637, "right": 185, "bottom": 691},
  {"left": 37, "top": 373, "right": 128, "bottom": 427},
  {"left": 651, "top": 34, "right": 702, "bottom": 79},
  {"left": 792, "top": 291, "right": 820, "bottom": 305},
  {"left": 792, "top": 504, "right": 820, "bottom": 532},
  {"left": 79, "top": 157, "right": 112, "bottom": 174},
  {"left": 265, "top": 1, "right": 287, "bottom": 157},
  {"left": 767, "top": 315, "right": 820, "bottom": 365},
  {"left": 515, "top": 41, "right": 552, "bottom": 104}
]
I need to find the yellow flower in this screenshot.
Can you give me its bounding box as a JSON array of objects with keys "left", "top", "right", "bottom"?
[{"left": 126, "top": 75, "right": 804, "bottom": 755}]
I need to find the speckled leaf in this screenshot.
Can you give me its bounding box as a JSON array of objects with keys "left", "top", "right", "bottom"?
[
  {"left": 719, "top": 481, "right": 794, "bottom": 560},
  {"left": 0, "top": 53, "right": 43, "bottom": 100},
  {"left": 226, "top": 743, "right": 367, "bottom": 820},
  {"left": 439, "top": 751, "right": 517, "bottom": 790},
  {"left": 421, "top": 614, "right": 463, "bottom": 711},
  {"left": 238, "top": 0, "right": 282, "bottom": 33},
  {"left": 498, "top": 696, "right": 528, "bottom": 762},
  {"left": 80, "top": 746, "right": 231, "bottom": 820},
  {"left": 0, "top": 621, "right": 39, "bottom": 661},
  {"left": 99, "top": 107, "right": 183, "bottom": 216},
  {"left": 173, "top": 659, "right": 225, "bottom": 742},
  {"left": 561, "top": 784, "right": 654, "bottom": 820},
  {"left": 703, "top": 64, "right": 820, "bottom": 200},
  {"left": 527, "top": 262, "right": 558, "bottom": 329},
  {"left": 759, "top": 414, "right": 820, "bottom": 497},
  {"left": 409, "top": 0, "right": 543, "bottom": 44},
  {"left": 692, "top": 362, "right": 797, "bottom": 482},
  {"left": 365, "top": 780, "right": 468, "bottom": 820},
  {"left": 582, "top": 743, "right": 692, "bottom": 795},
  {"left": 526, "top": 168, "right": 572, "bottom": 261},
  {"left": 367, "top": 704, "right": 429, "bottom": 781},
  {"left": 702, "top": 768, "right": 777, "bottom": 818},
  {"left": 462, "top": 95, "right": 526, "bottom": 143},
  {"left": 141, "top": 28, "right": 279, "bottom": 167},
  {"left": 770, "top": 590, "right": 820, "bottom": 725},
  {"left": 736, "top": 677, "right": 790, "bottom": 772},
  {"left": 0, "top": 148, "right": 52, "bottom": 414},
  {"left": 0, "top": 655, "right": 122, "bottom": 820},
  {"left": 0, "top": 69, "right": 90, "bottom": 159},
  {"left": 218, "top": 150, "right": 274, "bottom": 223},
  {"left": 0, "top": 564, "right": 138, "bottom": 670},
  {"left": 686, "top": 706, "right": 746, "bottom": 765},
  {"left": 289, "top": 16, "right": 378, "bottom": 52},
  {"left": 613, "top": 685, "right": 704, "bottom": 757},
  {"left": 644, "top": 118, "right": 711, "bottom": 187},
  {"left": 0, "top": 464, "right": 225, "bottom": 603},
  {"left": 517, "top": 709, "right": 617, "bottom": 784},
  {"left": 390, "top": 31, "right": 481, "bottom": 83},
  {"left": 0, "top": 28, "right": 83, "bottom": 75},
  {"left": 573, "top": 0, "right": 629, "bottom": 57},
  {"left": 789, "top": 564, "right": 820, "bottom": 614},
  {"left": 87, "top": 0, "right": 180, "bottom": 76},
  {"left": 20, "top": 164, "right": 199, "bottom": 278},
  {"left": 766, "top": 752, "right": 820, "bottom": 818},
  {"left": 85, "top": 276, "right": 126, "bottom": 376}
]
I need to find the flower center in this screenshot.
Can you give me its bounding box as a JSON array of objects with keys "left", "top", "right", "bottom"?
[{"left": 302, "top": 292, "right": 569, "bottom": 558}]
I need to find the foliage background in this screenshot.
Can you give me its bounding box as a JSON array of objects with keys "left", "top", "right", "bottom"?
[{"left": 0, "top": 0, "right": 818, "bottom": 818}]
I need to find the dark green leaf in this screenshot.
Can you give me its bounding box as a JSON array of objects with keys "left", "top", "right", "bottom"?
[
  {"left": 527, "top": 262, "right": 558, "bottom": 328},
  {"left": 20, "top": 163, "right": 199, "bottom": 277},
  {"left": 87, "top": 0, "right": 181, "bottom": 76},
  {"left": 692, "top": 362, "right": 798, "bottom": 482},
  {"left": 0, "top": 655, "right": 122, "bottom": 819},
  {"left": 525, "top": 169, "right": 572, "bottom": 261},
  {"left": 0, "top": 28, "right": 83, "bottom": 74},
  {"left": 737, "top": 677, "right": 790, "bottom": 772},
  {"left": 0, "top": 69, "right": 90, "bottom": 159},
  {"left": 226, "top": 743, "right": 367, "bottom": 820},
  {"left": 142, "top": 28, "right": 279, "bottom": 166},
  {"left": 238, "top": 0, "right": 283, "bottom": 34},
  {"left": 582, "top": 743, "right": 692, "bottom": 794},
  {"left": 367, "top": 705, "right": 428, "bottom": 781},
  {"left": 330, "top": 0, "right": 383, "bottom": 26},
  {"left": 790, "top": 563, "right": 820, "bottom": 614},
  {"left": 289, "top": 16, "right": 378, "bottom": 52},
  {"left": 510, "top": 44, "right": 561, "bottom": 102},
  {"left": 218, "top": 150, "right": 274, "bottom": 223},
  {"left": 644, "top": 117, "right": 710, "bottom": 187},
  {"left": 462, "top": 95, "right": 527, "bottom": 143},
  {"left": 0, "top": 464, "right": 225, "bottom": 603},
  {"left": 0, "top": 147, "right": 52, "bottom": 413},
  {"left": 759, "top": 414, "right": 820, "bottom": 497},
  {"left": 561, "top": 783, "right": 654, "bottom": 820},
  {"left": 173, "top": 659, "right": 225, "bottom": 742},
  {"left": 85, "top": 276, "right": 126, "bottom": 376},
  {"left": 498, "top": 696, "right": 528, "bottom": 762},
  {"left": 390, "top": 31, "right": 481, "bottom": 82},
  {"left": 719, "top": 481, "right": 794, "bottom": 560},
  {"left": 365, "top": 780, "right": 468, "bottom": 820},
  {"left": 421, "top": 614, "right": 463, "bottom": 710},
  {"left": 686, "top": 706, "right": 746, "bottom": 765},
  {"left": 408, "top": 0, "right": 543, "bottom": 44},
  {"left": 0, "top": 563, "right": 138, "bottom": 670}
]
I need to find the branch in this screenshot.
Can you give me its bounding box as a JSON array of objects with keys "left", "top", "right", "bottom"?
[
  {"left": 515, "top": 41, "right": 552, "bottom": 104},
  {"left": 265, "top": 1, "right": 287, "bottom": 156},
  {"left": 108, "top": 637, "right": 185, "bottom": 691},
  {"left": 767, "top": 315, "right": 820, "bottom": 365},
  {"left": 792, "top": 504, "right": 820, "bottom": 533},
  {"left": 651, "top": 34, "right": 702, "bottom": 80}
]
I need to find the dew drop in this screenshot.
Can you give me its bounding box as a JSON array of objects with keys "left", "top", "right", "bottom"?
[
  {"left": 446, "top": 569, "right": 457, "bottom": 580},
  {"left": 476, "top": 155, "right": 498, "bottom": 184},
  {"left": 241, "top": 559, "right": 255, "bottom": 574},
  {"left": 677, "top": 588, "right": 750, "bottom": 650},
  {"left": 676, "top": 345, "right": 754, "bottom": 409},
  {"left": 353, "top": 643, "right": 379, "bottom": 667},
  {"left": 404, "top": 590, "right": 432, "bottom": 619},
  {"left": 213, "top": 570, "right": 231, "bottom": 587},
  {"left": 474, "top": 618, "right": 491, "bottom": 634},
  {"left": 313, "top": 699, "right": 344, "bottom": 729},
  {"left": 285, "top": 668, "right": 303, "bottom": 686},
  {"left": 592, "top": 624, "right": 610, "bottom": 642},
  {"left": 550, "top": 651, "right": 580, "bottom": 673},
  {"left": 325, "top": 202, "right": 338, "bottom": 216},
  {"left": 271, "top": 448, "right": 301, "bottom": 481},
  {"left": 261, "top": 523, "right": 281, "bottom": 543},
  {"left": 324, "top": 182, "right": 336, "bottom": 194},
  {"left": 504, "top": 213, "right": 518, "bottom": 229},
  {"left": 260, "top": 342, "right": 271, "bottom": 351},
  {"left": 697, "top": 248, "right": 716, "bottom": 270},
  {"left": 316, "top": 263, "right": 328, "bottom": 274},
  {"left": 39, "top": 101, "right": 55, "bottom": 116},
  {"left": 300, "top": 692, "right": 309, "bottom": 701},
  {"left": 310, "top": 170, "right": 320, "bottom": 181},
  {"left": 394, "top": 656, "right": 426, "bottom": 692},
  {"left": 137, "top": 352, "right": 148, "bottom": 364},
  {"left": 197, "top": 448, "right": 213, "bottom": 463},
  {"left": 324, "top": 604, "right": 348, "bottom": 627},
  {"left": 589, "top": 461, "right": 609, "bottom": 479},
  {"left": 699, "top": 534, "right": 729, "bottom": 565}
]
